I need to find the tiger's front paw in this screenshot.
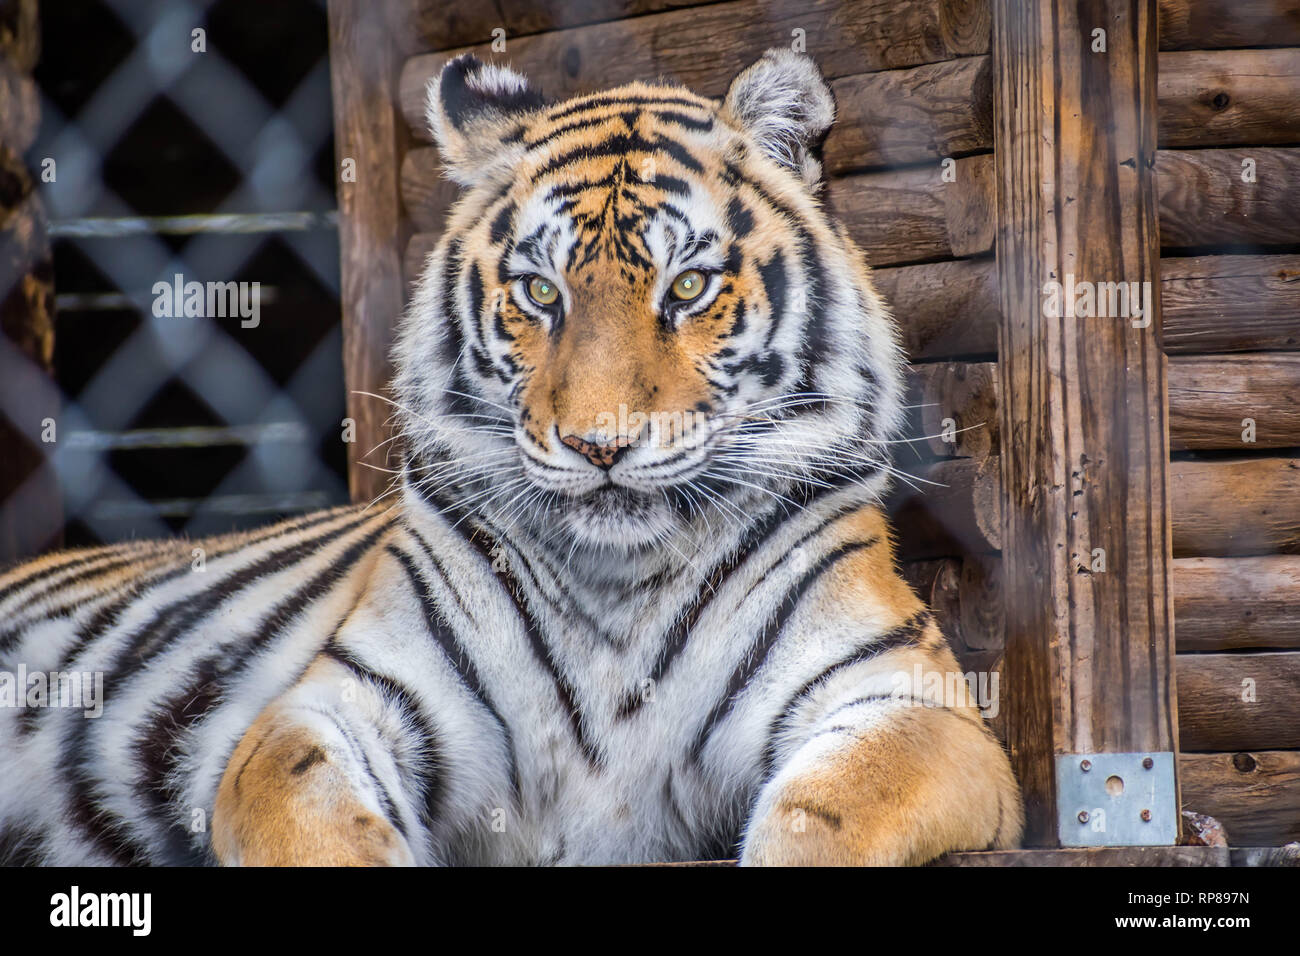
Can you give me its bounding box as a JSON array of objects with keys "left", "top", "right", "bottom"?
[{"left": 739, "top": 782, "right": 906, "bottom": 866}]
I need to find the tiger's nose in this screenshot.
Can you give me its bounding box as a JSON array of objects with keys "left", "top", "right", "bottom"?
[{"left": 560, "top": 434, "right": 630, "bottom": 469}]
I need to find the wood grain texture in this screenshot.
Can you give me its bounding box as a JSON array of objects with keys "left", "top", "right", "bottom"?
[
  {"left": 992, "top": 0, "right": 1175, "bottom": 846},
  {"left": 1174, "top": 556, "right": 1300, "bottom": 651},
  {"left": 905, "top": 361, "right": 999, "bottom": 460},
  {"left": 1177, "top": 653, "right": 1300, "bottom": 751},
  {"left": 829, "top": 153, "right": 994, "bottom": 266},
  {"left": 872, "top": 257, "right": 999, "bottom": 360},
  {"left": 1181, "top": 750, "right": 1300, "bottom": 846},
  {"left": 328, "top": 0, "right": 408, "bottom": 503},
  {"left": 1162, "top": 254, "right": 1300, "bottom": 354},
  {"left": 1159, "top": 49, "right": 1300, "bottom": 150},
  {"left": 393, "top": 1, "right": 729, "bottom": 56},
  {"left": 901, "top": 555, "right": 1004, "bottom": 653},
  {"left": 1158, "top": 0, "right": 1300, "bottom": 50},
  {"left": 1169, "top": 355, "right": 1300, "bottom": 450},
  {"left": 824, "top": 55, "right": 992, "bottom": 174},
  {"left": 398, "top": 0, "right": 992, "bottom": 136},
  {"left": 1157, "top": 147, "right": 1300, "bottom": 249},
  {"left": 1171, "top": 458, "right": 1300, "bottom": 557}
]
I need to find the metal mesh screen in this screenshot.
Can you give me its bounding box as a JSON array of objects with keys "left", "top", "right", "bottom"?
[{"left": 1, "top": 0, "right": 348, "bottom": 556}]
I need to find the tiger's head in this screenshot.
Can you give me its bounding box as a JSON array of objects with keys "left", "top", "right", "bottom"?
[{"left": 395, "top": 50, "right": 905, "bottom": 554}]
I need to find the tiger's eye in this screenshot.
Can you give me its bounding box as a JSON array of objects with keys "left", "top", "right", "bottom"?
[
  {"left": 670, "top": 270, "right": 707, "bottom": 301},
  {"left": 527, "top": 276, "right": 559, "bottom": 306}
]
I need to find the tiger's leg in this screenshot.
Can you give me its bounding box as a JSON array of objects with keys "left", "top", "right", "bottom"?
[
  {"left": 212, "top": 656, "right": 417, "bottom": 867},
  {"left": 742, "top": 609, "right": 1023, "bottom": 866}
]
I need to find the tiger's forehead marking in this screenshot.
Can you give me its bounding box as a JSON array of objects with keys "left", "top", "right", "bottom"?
[{"left": 499, "top": 89, "right": 731, "bottom": 279}]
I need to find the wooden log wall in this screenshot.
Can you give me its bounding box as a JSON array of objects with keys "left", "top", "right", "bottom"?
[
  {"left": 1152, "top": 0, "right": 1300, "bottom": 849},
  {"left": 368, "top": 0, "right": 1300, "bottom": 848}
]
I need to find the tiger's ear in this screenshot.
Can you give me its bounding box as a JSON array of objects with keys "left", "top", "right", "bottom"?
[
  {"left": 427, "top": 54, "right": 546, "bottom": 187},
  {"left": 722, "top": 49, "right": 835, "bottom": 189}
]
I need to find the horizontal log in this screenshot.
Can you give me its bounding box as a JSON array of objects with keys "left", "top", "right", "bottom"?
[
  {"left": 1159, "top": 50, "right": 1300, "bottom": 150},
  {"left": 825, "top": 55, "right": 992, "bottom": 175},
  {"left": 1171, "top": 458, "right": 1300, "bottom": 557},
  {"left": 872, "top": 258, "right": 999, "bottom": 360},
  {"left": 399, "top": 0, "right": 992, "bottom": 136},
  {"left": 1175, "top": 556, "right": 1300, "bottom": 652},
  {"left": 1177, "top": 652, "right": 1300, "bottom": 751},
  {"left": 888, "top": 455, "right": 1001, "bottom": 560},
  {"left": 831, "top": 153, "right": 995, "bottom": 266},
  {"left": 393, "top": 1, "right": 724, "bottom": 56},
  {"left": 1157, "top": 147, "right": 1300, "bottom": 249},
  {"left": 400, "top": 148, "right": 459, "bottom": 232},
  {"left": 1169, "top": 354, "right": 1300, "bottom": 450},
  {"left": 905, "top": 361, "right": 998, "bottom": 460},
  {"left": 1181, "top": 750, "right": 1300, "bottom": 847},
  {"left": 1158, "top": 0, "right": 1300, "bottom": 51},
  {"left": 900, "top": 555, "right": 1003, "bottom": 654},
  {"left": 1162, "top": 254, "right": 1300, "bottom": 353}
]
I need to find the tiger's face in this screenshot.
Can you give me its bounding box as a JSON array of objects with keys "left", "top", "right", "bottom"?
[{"left": 395, "top": 51, "right": 904, "bottom": 553}]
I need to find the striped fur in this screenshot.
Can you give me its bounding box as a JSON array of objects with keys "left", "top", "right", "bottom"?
[{"left": 0, "top": 51, "right": 1022, "bottom": 865}]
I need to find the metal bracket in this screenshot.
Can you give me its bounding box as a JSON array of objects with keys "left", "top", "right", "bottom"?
[{"left": 1055, "top": 752, "right": 1177, "bottom": 847}]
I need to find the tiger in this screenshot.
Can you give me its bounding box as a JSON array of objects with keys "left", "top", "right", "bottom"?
[{"left": 0, "top": 49, "right": 1023, "bottom": 866}]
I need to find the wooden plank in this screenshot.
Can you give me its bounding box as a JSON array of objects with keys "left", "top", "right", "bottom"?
[
  {"left": 394, "top": 1, "right": 730, "bottom": 56},
  {"left": 1169, "top": 355, "right": 1300, "bottom": 450},
  {"left": 905, "top": 361, "right": 999, "bottom": 460},
  {"left": 1158, "top": 0, "right": 1300, "bottom": 51},
  {"left": 1174, "top": 556, "right": 1300, "bottom": 651},
  {"left": 1180, "top": 751, "right": 1300, "bottom": 846},
  {"left": 398, "top": 0, "right": 992, "bottom": 137},
  {"left": 1159, "top": 50, "right": 1300, "bottom": 150},
  {"left": 1157, "top": 147, "right": 1300, "bottom": 249},
  {"left": 935, "top": 846, "right": 1229, "bottom": 866},
  {"left": 1171, "top": 458, "right": 1300, "bottom": 557},
  {"left": 830, "top": 153, "right": 995, "bottom": 267},
  {"left": 388, "top": 0, "right": 505, "bottom": 57},
  {"left": 1230, "top": 845, "right": 1300, "bottom": 866},
  {"left": 872, "top": 258, "right": 999, "bottom": 360},
  {"left": 888, "top": 456, "right": 1001, "bottom": 560},
  {"left": 825, "top": 55, "right": 992, "bottom": 175},
  {"left": 1177, "top": 652, "right": 1300, "bottom": 751},
  {"left": 992, "top": 0, "right": 1176, "bottom": 847},
  {"left": 1162, "top": 254, "right": 1300, "bottom": 354},
  {"left": 327, "top": 0, "right": 408, "bottom": 504}
]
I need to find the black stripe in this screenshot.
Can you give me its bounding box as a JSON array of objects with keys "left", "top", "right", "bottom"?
[
  {"left": 0, "top": 550, "right": 185, "bottom": 655},
  {"left": 423, "top": 488, "right": 604, "bottom": 770},
  {"left": 321, "top": 643, "right": 446, "bottom": 852},
  {"left": 617, "top": 492, "right": 861, "bottom": 719},
  {"left": 687, "top": 538, "right": 878, "bottom": 763},
  {"left": 48, "top": 508, "right": 352, "bottom": 678},
  {"left": 758, "top": 611, "right": 932, "bottom": 777},
  {"left": 388, "top": 541, "right": 521, "bottom": 796},
  {"left": 130, "top": 517, "right": 393, "bottom": 864},
  {"left": 543, "top": 93, "right": 713, "bottom": 124},
  {"left": 0, "top": 546, "right": 125, "bottom": 613}
]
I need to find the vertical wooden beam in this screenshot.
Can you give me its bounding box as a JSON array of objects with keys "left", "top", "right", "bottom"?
[
  {"left": 992, "top": 0, "right": 1178, "bottom": 844},
  {"left": 328, "top": 0, "right": 409, "bottom": 503}
]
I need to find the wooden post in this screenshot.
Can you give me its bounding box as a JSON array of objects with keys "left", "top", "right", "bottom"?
[
  {"left": 992, "top": 0, "right": 1179, "bottom": 845},
  {"left": 328, "top": 0, "right": 410, "bottom": 504}
]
